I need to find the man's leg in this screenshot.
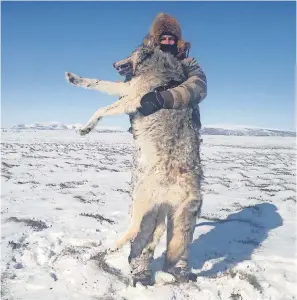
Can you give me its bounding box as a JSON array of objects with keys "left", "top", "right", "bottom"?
[
  {"left": 163, "top": 199, "right": 202, "bottom": 282},
  {"left": 128, "top": 206, "right": 161, "bottom": 286}
]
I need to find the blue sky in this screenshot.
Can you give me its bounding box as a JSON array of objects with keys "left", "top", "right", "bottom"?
[{"left": 2, "top": 1, "right": 296, "bottom": 131}]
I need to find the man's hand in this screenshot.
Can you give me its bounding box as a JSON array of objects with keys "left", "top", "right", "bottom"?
[
  {"left": 137, "top": 90, "right": 175, "bottom": 116},
  {"left": 137, "top": 91, "right": 165, "bottom": 116}
]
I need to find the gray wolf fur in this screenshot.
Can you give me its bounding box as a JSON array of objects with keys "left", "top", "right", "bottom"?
[{"left": 65, "top": 45, "right": 203, "bottom": 285}]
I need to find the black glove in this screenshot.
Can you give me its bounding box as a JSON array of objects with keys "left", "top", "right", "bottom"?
[
  {"left": 137, "top": 90, "right": 175, "bottom": 116},
  {"left": 137, "top": 91, "right": 165, "bottom": 116}
]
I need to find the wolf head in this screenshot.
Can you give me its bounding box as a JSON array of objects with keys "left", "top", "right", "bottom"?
[
  {"left": 113, "top": 46, "right": 154, "bottom": 76},
  {"left": 113, "top": 41, "right": 187, "bottom": 91}
]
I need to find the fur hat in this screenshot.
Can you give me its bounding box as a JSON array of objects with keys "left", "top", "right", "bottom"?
[
  {"left": 150, "top": 13, "right": 182, "bottom": 42},
  {"left": 143, "top": 13, "right": 190, "bottom": 58}
]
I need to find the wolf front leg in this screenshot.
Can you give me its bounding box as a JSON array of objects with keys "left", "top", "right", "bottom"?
[
  {"left": 65, "top": 72, "right": 130, "bottom": 96},
  {"left": 78, "top": 95, "right": 140, "bottom": 136}
]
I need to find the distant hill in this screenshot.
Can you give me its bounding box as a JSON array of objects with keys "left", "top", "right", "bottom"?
[
  {"left": 4, "top": 122, "right": 296, "bottom": 137},
  {"left": 10, "top": 122, "right": 126, "bottom": 133},
  {"left": 200, "top": 124, "right": 296, "bottom": 137}
]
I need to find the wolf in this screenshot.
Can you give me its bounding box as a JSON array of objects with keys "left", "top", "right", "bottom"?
[{"left": 65, "top": 45, "right": 203, "bottom": 286}]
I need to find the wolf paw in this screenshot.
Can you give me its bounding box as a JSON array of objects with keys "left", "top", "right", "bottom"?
[
  {"left": 77, "top": 126, "right": 92, "bottom": 136},
  {"left": 78, "top": 119, "right": 99, "bottom": 136},
  {"left": 65, "top": 72, "right": 82, "bottom": 86},
  {"left": 131, "top": 270, "right": 153, "bottom": 287}
]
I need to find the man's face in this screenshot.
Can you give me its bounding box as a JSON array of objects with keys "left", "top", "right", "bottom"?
[{"left": 160, "top": 34, "right": 176, "bottom": 45}]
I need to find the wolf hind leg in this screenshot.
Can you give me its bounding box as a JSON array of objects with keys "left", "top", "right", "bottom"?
[{"left": 141, "top": 208, "right": 166, "bottom": 257}]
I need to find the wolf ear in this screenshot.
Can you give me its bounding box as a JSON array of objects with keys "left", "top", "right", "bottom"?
[
  {"left": 143, "top": 34, "right": 156, "bottom": 48},
  {"left": 177, "top": 40, "right": 185, "bottom": 50},
  {"left": 129, "top": 46, "right": 149, "bottom": 74},
  {"left": 184, "top": 41, "right": 191, "bottom": 53}
]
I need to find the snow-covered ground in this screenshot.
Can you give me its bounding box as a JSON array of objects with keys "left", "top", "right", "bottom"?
[{"left": 1, "top": 130, "right": 296, "bottom": 300}]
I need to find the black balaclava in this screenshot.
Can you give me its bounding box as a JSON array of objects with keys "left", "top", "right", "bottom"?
[
  {"left": 159, "top": 33, "right": 178, "bottom": 56},
  {"left": 159, "top": 43, "right": 178, "bottom": 56}
]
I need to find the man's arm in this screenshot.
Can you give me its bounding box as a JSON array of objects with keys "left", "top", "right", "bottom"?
[
  {"left": 161, "top": 57, "right": 207, "bottom": 109},
  {"left": 137, "top": 57, "right": 207, "bottom": 116}
]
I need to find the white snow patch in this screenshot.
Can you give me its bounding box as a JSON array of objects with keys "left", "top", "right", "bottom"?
[{"left": 1, "top": 130, "right": 296, "bottom": 299}]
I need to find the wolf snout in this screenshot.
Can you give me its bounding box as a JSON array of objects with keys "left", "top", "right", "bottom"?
[{"left": 113, "top": 63, "right": 133, "bottom": 76}]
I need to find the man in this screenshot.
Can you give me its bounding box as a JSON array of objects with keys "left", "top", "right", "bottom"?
[
  {"left": 115, "top": 13, "right": 207, "bottom": 285},
  {"left": 115, "top": 13, "right": 207, "bottom": 134}
]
